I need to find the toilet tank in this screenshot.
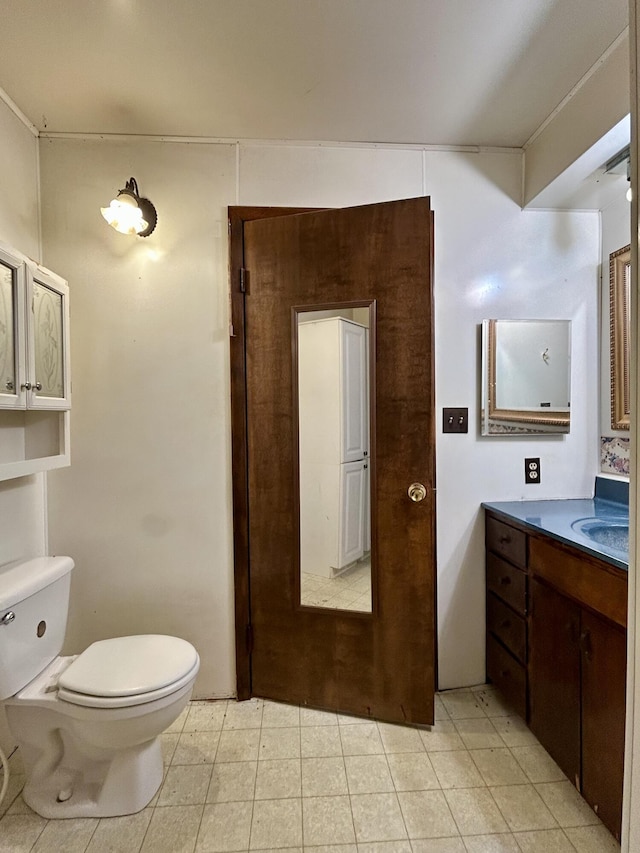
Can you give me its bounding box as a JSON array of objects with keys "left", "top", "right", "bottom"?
[{"left": 0, "top": 556, "right": 74, "bottom": 699}]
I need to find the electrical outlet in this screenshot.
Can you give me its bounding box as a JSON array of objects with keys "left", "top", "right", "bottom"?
[{"left": 525, "top": 457, "right": 540, "bottom": 484}]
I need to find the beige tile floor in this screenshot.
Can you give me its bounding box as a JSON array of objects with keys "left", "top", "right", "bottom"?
[
  {"left": 0, "top": 685, "right": 620, "bottom": 853},
  {"left": 301, "top": 557, "right": 371, "bottom": 611}
]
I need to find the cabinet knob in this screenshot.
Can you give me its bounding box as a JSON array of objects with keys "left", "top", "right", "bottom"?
[
  {"left": 34, "top": 382, "right": 42, "bottom": 391},
  {"left": 21, "top": 382, "right": 32, "bottom": 390},
  {"left": 4, "top": 380, "right": 13, "bottom": 391}
]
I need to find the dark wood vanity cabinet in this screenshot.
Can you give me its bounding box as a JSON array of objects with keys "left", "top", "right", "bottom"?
[
  {"left": 485, "top": 516, "right": 528, "bottom": 718},
  {"left": 529, "top": 536, "right": 627, "bottom": 841},
  {"left": 485, "top": 511, "right": 627, "bottom": 841}
]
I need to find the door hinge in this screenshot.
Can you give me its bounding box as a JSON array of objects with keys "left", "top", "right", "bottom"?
[
  {"left": 246, "top": 623, "right": 254, "bottom": 654},
  {"left": 240, "top": 268, "right": 248, "bottom": 293}
]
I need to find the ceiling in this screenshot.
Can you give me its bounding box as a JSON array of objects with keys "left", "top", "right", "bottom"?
[{"left": 0, "top": 0, "right": 629, "bottom": 146}]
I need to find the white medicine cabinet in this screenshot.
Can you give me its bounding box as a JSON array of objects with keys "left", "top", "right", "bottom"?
[{"left": 0, "top": 242, "right": 70, "bottom": 480}]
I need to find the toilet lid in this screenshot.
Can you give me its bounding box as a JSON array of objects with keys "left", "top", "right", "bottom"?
[{"left": 58, "top": 635, "right": 199, "bottom": 699}]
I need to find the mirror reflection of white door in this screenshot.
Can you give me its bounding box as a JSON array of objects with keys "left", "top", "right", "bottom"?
[{"left": 298, "top": 314, "right": 372, "bottom": 611}]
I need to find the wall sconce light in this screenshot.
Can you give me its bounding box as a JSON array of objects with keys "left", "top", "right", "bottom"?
[{"left": 100, "top": 177, "right": 157, "bottom": 237}]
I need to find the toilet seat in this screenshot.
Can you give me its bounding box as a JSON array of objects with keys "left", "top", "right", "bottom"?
[{"left": 57, "top": 635, "right": 200, "bottom": 709}]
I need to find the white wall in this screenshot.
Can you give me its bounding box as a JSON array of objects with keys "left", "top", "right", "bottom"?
[
  {"left": 40, "top": 139, "right": 237, "bottom": 698},
  {"left": 601, "top": 193, "right": 631, "bottom": 438},
  {"left": 40, "top": 138, "right": 600, "bottom": 696},
  {"left": 0, "top": 99, "right": 47, "bottom": 752}
]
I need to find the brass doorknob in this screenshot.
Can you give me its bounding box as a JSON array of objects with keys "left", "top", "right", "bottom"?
[{"left": 408, "top": 483, "right": 427, "bottom": 502}]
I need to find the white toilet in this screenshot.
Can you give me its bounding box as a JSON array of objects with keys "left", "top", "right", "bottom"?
[{"left": 0, "top": 556, "right": 200, "bottom": 818}]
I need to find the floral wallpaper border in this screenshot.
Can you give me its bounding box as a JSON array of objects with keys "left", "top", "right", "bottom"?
[{"left": 601, "top": 436, "right": 630, "bottom": 477}]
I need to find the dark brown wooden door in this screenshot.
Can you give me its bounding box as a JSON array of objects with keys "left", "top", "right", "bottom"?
[
  {"left": 529, "top": 578, "right": 581, "bottom": 786},
  {"left": 581, "top": 610, "right": 626, "bottom": 841},
  {"left": 239, "top": 198, "right": 435, "bottom": 725}
]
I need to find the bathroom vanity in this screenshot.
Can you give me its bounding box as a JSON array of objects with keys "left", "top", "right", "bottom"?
[{"left": 483, "top": 494, "right": 628, "bottom": 841}]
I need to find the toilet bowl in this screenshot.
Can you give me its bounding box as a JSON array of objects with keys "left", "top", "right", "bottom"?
[{"left": 0, "top": 557, "right": 200, "bottom": 818}]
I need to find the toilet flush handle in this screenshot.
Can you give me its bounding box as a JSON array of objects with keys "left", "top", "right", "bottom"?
[{"left": 1, "top": 611, "right": 15, "bottom": 625}]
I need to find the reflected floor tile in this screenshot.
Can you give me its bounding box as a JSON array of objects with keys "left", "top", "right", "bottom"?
[
  {"left": 0, "top": 814, "right": 47, "bottom": 853},
  {"left": 222, "top": 698, "right": 263, "bottom": 730},
  {"left": 534, "top": 781, "right": 601, "bottom": 828},
  {"left": 489, "top": 784, "right": 558, "bottom": 833},
  {"left": 397, "top": 790, "right": 458, "bottom": 839},
  {"left": 377, "top": 722, "right": 425, "bottom": 754},
  {"left": 207, "top": 762, "right": 257, "bottom": 804},
  {"left": 386, "top": 751, "right": 440, "bottom": 791},
  {"left": 86, "top": 810, "right": 152, "bottom": 853},
  {"left": 196, "top": 801, "right": 253, "bottom": 853},
  {"left": 469, "top": 748, "right": 529, "bottom": 786},
  {"left": 471, "top": 686, "right": 516, "bottom": 718},
  {"left": 461, "top": 833, "right": 521, "bottom": 852},
  {"left": 434, "top": 696, "right": 451, "bottom": 721},
  {"left": 142, "top": 805, "right": 204, "bottom": 853},
  {"left": 443, "top": 787, "right": 508, "bottom": 835},
  {"left": 158, "top": 764, "right": 213, "bottom": 806},
  {"left": 344, "top": 754, "right": 393, "bottom": 794},
  {"left": 249, "top": 798, "right": 302, "bottom": 849},
  {"left": 350, "top": 792, "right": 407, "bottom": 843},
  {"left": 32, "top": 817, "right": 98, "bottom": 853},
  {"left": 262, "top": 700, "right": 301, "bottom": 728},
  {"left": 184, "top": 702, "right": 228, "bottom": 732},
  {"left": 259, "top": 727, "right": 301, "bottom": 761},
  {"left": 173, "top": 731, "right": 220, "bottom": 765},
  {"left": 255, "top": 758, "right": 301, "bottom": 799},
  {"left": 300, "top": 707, "right": 338, "bottom": 727},
  {"left": 302, "top": 756, "right": 348, "bottom": 797},
  {"left": 419, "top": 721, "right": 466, "bottom": 753},
  {"left": 514, "top": 828, "right": 578, "bottom": 852},
  {"left": 453, "top": 718, "right": 504, "bottom": 750},
  {"left": 429, "top": 751, "right": 485, "bottom": 789},
  {"left": 564, "top": 824, "right": 621, "bottom": 853},
  {"left": 410, "top": 839, "right": 466, "bottom": 853},
  {"left": 216, "top": 729, "right": 261, "bottom": 763},
  {"left": 301, "top": 725, "right": 343, "bottom": 758},
  {"left": 303, "top": 795, "right": 356, "bottom": 846},
  {"left": 511, "top": 746, "right": 566, "bottom": 784},
  {"left": 339, "top": 723, "right": 384, "bottom": 755},
  {"left": 490, "top": 716, "right": 540, "bottom": 748},
  {"left": 439, "top": 690, "right": 487, "bottom": 720}
]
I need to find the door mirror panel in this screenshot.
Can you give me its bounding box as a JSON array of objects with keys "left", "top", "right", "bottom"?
[{"left": 296, "top": 307, "right": 372, "bottom": 612}]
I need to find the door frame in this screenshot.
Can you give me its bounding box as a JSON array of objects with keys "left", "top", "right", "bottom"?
[{"left": 228, "top": 206, "right": 318, "bottom": 699}]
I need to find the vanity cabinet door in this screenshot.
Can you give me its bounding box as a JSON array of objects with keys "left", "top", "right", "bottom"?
[
  {"left": 581, "top": 610, "right": 626, "bottom": 841},
  {"left": 529, "top": 578, "right": 581, "bottom": 787}
]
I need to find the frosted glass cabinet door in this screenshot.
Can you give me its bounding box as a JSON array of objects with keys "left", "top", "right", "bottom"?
[
  {"left": 27, "top": 265, "right": 70, "bottom": 410},
  {"left": 0, "top": 248, "right": 26, "bottom": 410}
]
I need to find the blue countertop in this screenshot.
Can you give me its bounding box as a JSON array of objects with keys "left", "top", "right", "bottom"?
[{"left": 482, "top": 498, "right": 629, "bottom": 571}]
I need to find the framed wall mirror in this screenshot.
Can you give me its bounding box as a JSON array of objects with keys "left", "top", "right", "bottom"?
[
  {"left": 609, "top": 245, "right": 631, "bottom": 431},
  {"left": 481, "top": 319, "right": 571, "bottom": 435}
]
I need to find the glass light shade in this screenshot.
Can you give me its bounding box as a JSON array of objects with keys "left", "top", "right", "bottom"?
[{"left": 100, "top": 194, "right": 149, "bottom": 236}]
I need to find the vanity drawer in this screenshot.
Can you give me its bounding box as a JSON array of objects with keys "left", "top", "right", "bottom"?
[
  {"left": 486, "top": 516, "right": 527, "bottom": 568},
  {"left": 486, "top": 633, "right": 527, "bottom": 719},
  {"left": 486, "top": 552, "right": 527, "bottom": 616},
  {"left": 487, "top": 592, "right": 527, "bottom": 663}
]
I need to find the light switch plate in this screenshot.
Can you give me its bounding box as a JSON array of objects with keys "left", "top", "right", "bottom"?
[{"left": 443, "top": 407, "right": 468, "bottom": 434}]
